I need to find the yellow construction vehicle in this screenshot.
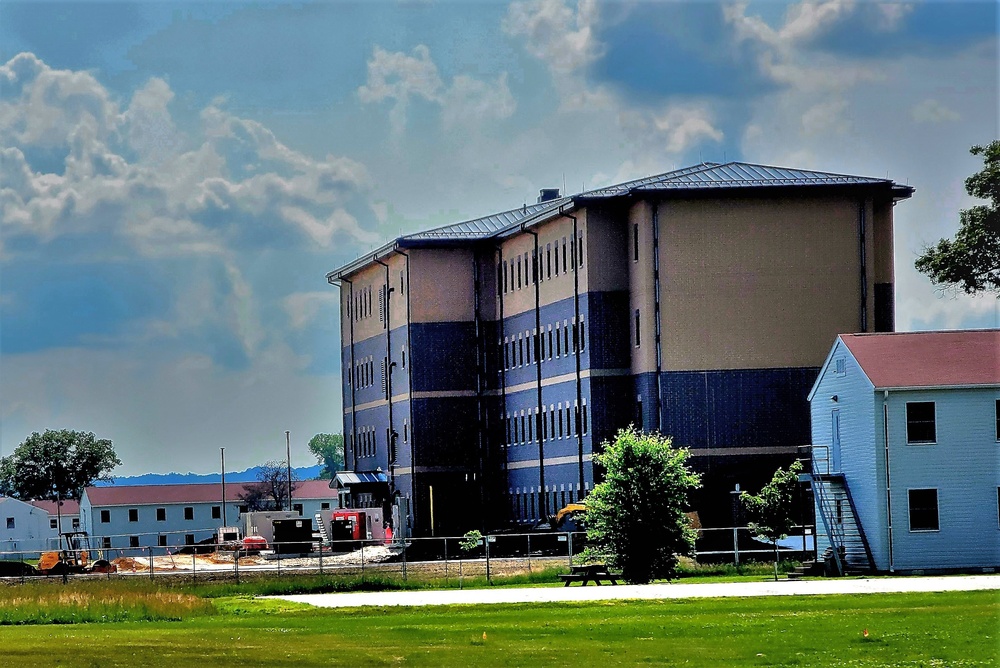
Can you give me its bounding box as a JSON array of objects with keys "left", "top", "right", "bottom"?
[{"left": 38, "top": 532, "right": 116, "bottom": 576}]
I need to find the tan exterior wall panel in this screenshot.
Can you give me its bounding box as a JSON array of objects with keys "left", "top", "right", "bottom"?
[
  {"left": 409, "top": 249, "right": 475, "bottom": 323},
  {"left": 872, "top": 199, "right": 894, "bottom": 284},
  {"left": 629, "top": 201, "right": 658, "bottom": 374},
  {"left": 342, "top": 263, "right": 391, "bottom": 342},
  {"left": 659, "top": 197, "right": 863, "bottom": 371},
  {"left": 584, "top": 206, "right": 627, "bottom": 293}
]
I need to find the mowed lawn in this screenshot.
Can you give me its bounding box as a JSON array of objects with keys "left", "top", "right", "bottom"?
[{"left": 0, "top": 590, "right": 996, "bottom": 667}]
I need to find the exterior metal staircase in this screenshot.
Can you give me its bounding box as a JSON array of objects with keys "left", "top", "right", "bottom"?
[
  {"left": 315, "top": 513, "right": 330, "bottom": 544},
  {"left": 800, "top": 448, "right": 875, "bottom": 576}
]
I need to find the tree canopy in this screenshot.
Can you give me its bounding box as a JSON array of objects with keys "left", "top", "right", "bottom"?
[
  {"left": 0, "top": 430, "right": 122, "bottom": 501},
  {"left": 307, "top": 433, "right": 344, "bottom": 479},
  {"left": 915, "top": 140, "right": 1000, "bottom": 296},
  {"left": 585, "top": 427, "right": 701, "bottom": 584},
  {"left": 740, "top": 461, "right": 803, "bottom": 581},
  {"left": 238, "top": 460, "right": 300, "bottom": 512}
]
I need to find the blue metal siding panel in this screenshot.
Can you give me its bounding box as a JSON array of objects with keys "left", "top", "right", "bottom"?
[
  {"left": 811, "top": 341, "right": 883, "bottom": 567},
  {"left": 662, "top": 367, "right": 819, "bottom": 450},
  {"left": 410, "top": 322, "right": 478, "bottom": 392},
  {"left": 886, "top": 387, "right": 1000, "bottom": 570}
]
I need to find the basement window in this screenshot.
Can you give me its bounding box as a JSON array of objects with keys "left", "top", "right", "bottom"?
[
  {"left": 906, "top": 402, "right": 936, "bottom": 444},
  {"left": 908, "top": 488, "right": 939, "bottom": 532}
]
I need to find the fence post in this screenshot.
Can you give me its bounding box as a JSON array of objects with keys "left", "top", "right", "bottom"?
[
  {"left": 733, "top": 526, "right": 740, "bottom": 567},
  {"left": 527, "top": 533, "right": 532, "bottom": 573},
  {"left": 360, "top": 542, "right": 365, "bottom": 579},
  {"left": 192, "top": 551, "right": 196, "bottom": 583},
  {"left": 401, "top": 536, "right": 406, "bottom": 581},
  {"left": 443, "top": 538, "right": 448, "bottom": 581},
  {"left": 485, "top": 534, "right": 491, "bottom": 584},
  {"left": 19, "top": 552, "right": 24, "bottom": 584},
  {"left": 234, "top": 545, "right": 240, "bottom": 584},
  {"left": 567, "top": 533, "right": 573, "bottom": 569},
  {"left": 149, "top": 546, "right": 154, "bottom": 580},
  {"left": 319, "top": 540, "right": 323, "bottom": 575},
  {"left": 276, "top": 543, "right": 281, "bottom": 576}
]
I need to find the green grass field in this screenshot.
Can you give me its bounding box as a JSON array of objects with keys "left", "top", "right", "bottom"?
[{"left": 0, "top": 585, "right": 995, "bottom": 667}]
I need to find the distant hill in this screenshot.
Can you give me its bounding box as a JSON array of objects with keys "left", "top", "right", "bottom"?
[{"left": 93, "top": 465, "right": 324, "bottom": 487}]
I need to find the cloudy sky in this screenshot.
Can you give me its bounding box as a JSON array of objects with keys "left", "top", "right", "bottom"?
[{"left": 1, "top": 1, "right": 997, "bottom": 476}]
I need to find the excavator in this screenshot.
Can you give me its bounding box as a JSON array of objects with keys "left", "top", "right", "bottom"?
[{"left": 38, "top": 531, "right": 116, "bottom": 576}]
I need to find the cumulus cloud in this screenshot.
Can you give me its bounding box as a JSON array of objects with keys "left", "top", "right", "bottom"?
[
  {"left": 503, "top": 0, "right": 603, "bottom": 75},
  {"left": 358, "top": 45, "right": 516, "bottom": 134},
  {"left": 911, "top": 98, "right": 961, "bottom": 124},
  {"left": 283, "top": 291, "right": 338, "bottom": 330},
  {"left": 620, "top": 106, "right": 724, "bottom": 155}
]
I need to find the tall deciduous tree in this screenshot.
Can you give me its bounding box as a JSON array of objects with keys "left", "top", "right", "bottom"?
[
  {"left": 0, "top": 430, "right": 122, "bottom": 501},
  {"left": 916, "top": 141, "right": 1000, "bottom": 296},
  {"left": 239, "top": 460, "right": 300, "bottom": 511},
  {"left": 585, "top": 427, "right": 701, "bottom": 584},
  {"left": 307, "top": 433, "right": 344, "bottom": 479},
  {"left": 740, "top": 461, "right": 803, "bottom": 581}
]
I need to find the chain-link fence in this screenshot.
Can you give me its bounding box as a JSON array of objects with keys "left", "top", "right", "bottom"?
[{"left": 0, "top": 525, "right": 814, "bottom": 585}]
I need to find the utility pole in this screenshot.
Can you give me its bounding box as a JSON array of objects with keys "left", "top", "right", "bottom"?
[
  {"left": 285, "top": 430, "right": 292, "bottom": 512},
  {"left": 221, "top": 448, "right": 227, "bottom": 526}
]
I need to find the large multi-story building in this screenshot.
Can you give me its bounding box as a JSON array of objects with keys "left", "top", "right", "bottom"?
[{"left": 327, "top": 161, "right": 913, "bottom": 536}]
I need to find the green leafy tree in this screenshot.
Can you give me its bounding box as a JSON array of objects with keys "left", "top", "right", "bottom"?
[
  {"left": 740, "top": 461, "right": 803, "bottom": 581},
  {"left": 0, "top": 430, "right": 121, "bottom": 502},
  {"left": 915, "top": 141, "right": 1000, "bottom": 296},
  {"left": 585, "top": 427, "right": 701, "bottom": 584},
  {"left": 307, "top": 433, "right": 345, "bottom": 479},
  {"left": 239, "top": 460, "right": 300, "bottom": 511}
]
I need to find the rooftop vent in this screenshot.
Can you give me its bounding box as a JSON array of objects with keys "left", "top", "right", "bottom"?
[{"left": 537, "top": 188, "right": 561, "bottom": 203}]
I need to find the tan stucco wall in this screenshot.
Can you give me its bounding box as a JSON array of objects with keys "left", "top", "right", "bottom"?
[
  {"left": 629, "top": 201, "right": 658, "bottom": 374},
  {"left": 872, "top": 199, "right": 894, "bottom": 284},
  {"left": 659, "top": 196, "right": 865, "bottom": 371},
  {"left": 409, "top": 248, "right": 475, "bottom": 323}
]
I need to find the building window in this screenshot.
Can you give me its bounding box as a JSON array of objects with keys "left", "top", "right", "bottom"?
[
  {"left": 185, "top": 534, "right": 195, "bottom": 545},
  {"left": 158, "top": 535, "right": 167, "bottom": 547},
  {"left": 100, "top": 510, "right": 110, "bottom": 523},
  {"left": 129, "top": 536, "right": 140, "bottom": 548},
  {"left": 555, "top": 324, "right": 561, "bottom": 357},
  {"left": 50, "top": 519, "right": 58, "bottom": 529},
  {"left": 548, "top": 327, "right": 554, "bottom": 359},
  {"left": 401, "top": 346, "right": 406, "bottom": 369},
  {"left": 908, "top": 488, "right": 939, "bottom": 531},
  {"left": 102, "top": 537, "right": 112, "bottom": 549},
  {"left": 564, "top": 321, "right": 570, "bottom": 354},
  {"left": 293, "top": 503, "right": 303, "bottom": 516},
  {"left": 582, "top": 400, "right": 589, "bottom": 435},
  {"left": 321, "top": 502, "right": 330, "bottom": 510},
  {"left": 184, "top": 507, "right": 194, "bottom": 521},
  {"left": 72, "top": 518, "right": 79, "bottom": 529},
  {"left": 835, "top": 358, "right": 846, "bottom": 375},
  {"left": 546, "top": 244, "right": 552, "bottom": 278},
  {"left": 212, "top": 506, "right": 221, "bottom": 520},
  {"left": 128, "top": 508, "right": 139, "bottom": 523},
  {"left": 517, "top": 260, "right": 522, "bottom": 289},
  {"left": 562, "top": 237, "right": 568, "bottom": 273},
  {"left": 503, "top": 260, "right": 508, "bottom": 293},
  {"left": 906, "top": 402, "right": 936, "bottom": 444},
  {"left": 635, "top": 309, "right": 641, "bottom": 347},
  {"left": 633, "top": 223, "right": 639, "bottom": 261},
  {"left": 239, "top": 505, "right": 248, "bottom": 514},
  {"left": 5, "top": 517, "right": 13, "bottom": 529},
  {"left": 578, "top": 231, "right": 584, "bottom": 267}
]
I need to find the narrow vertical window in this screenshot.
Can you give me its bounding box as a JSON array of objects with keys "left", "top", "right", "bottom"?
[
  {"left": 555, "top": 323, "right": 561, "bottom": 356},
  {"left": 578, "top": 231, "right": 584, "bottom": 267},
  {"left": 548, "top": 327, "right": 554, "bottom": 359},
  {"left": 580, "top": 317, "right": 586, "bottom": 351},
  {"left": 582, "top": 400, "right": 588, "bottom": 435},
  {"left": 525, "top": 252, "right": 531, "bottom": 284},
  {"left": 633, "top": 223, "right": 639, "bottom": 261},
  {"left": 558, "top": 404, "right": 564, "bottom": 437},
  {"left": 554, "top": 243, "right": 560, "bottom": 276},
  {"left": 538, "top": 329, "right": 544, "bottom": 360},
  {"left": 528, "top": 411, "right": 534, "bottom": 441},
  {"left": 562, "top": 237, "right": 568, "bottom": 273},
  {"left": 517, "top": 260, "right": 522, "bottom": 289},
  {"left": 564, "top": 320, "right": 570, "bottom": 353},
  {"left": 401, "top": 346, "right": 406, "bottom": 369},
  {"left": 635, "top": 309, "right": 641, "bottom": 347},
  {"left": 547, "top": 244, "right": 552, "bottom": 278},
  {"left": 519, "top": 335, "right": 524, "bottom": 366},
  {"left": 503, "top": 261, "right": 509, "bottom": 293},
  {"left": 400, "top": 271, "right": 405, "bottom": 294}
]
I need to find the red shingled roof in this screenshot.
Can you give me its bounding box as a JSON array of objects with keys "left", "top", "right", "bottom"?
[
  {"left": 84, "top": 479, "right": 335, "bottom": 506},
  {"left": 840, "top": 330, "right": 1000, "bottom": 389},
  {"left": 29, "top": 499, "right": 80, "bottom": 515}
]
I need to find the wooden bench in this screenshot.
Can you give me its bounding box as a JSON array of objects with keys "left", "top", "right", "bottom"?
[{"left": 561, "top": 564, "right": 622, "bottom": 586}]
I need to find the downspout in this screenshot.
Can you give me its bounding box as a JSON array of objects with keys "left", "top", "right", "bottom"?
[
  {"left": 562, "top": 208, "right": 586, "bottom": 496},
  {"left": 525, "top": 229, "right": 546, "bottom": 519},
  {"left": 496, "top": 246, "right": 509, "bottom": 516},
  {"left": 883, "top": 389, "right": 893, "bottom": 572},
  {"left": 395, "top": 249, "right": 414, "bottom": 532},
  {"left": 339, "top": 276, "right": 359, "bottom": 474},
  {"left": 651, "top": 202, "right": 663, "bottom": 432},
  {"left": 858, "top": 201, "right": 868, "bottom": 331},
  {"left": 472, "top": 249, "right": 487, "bottom": 529},
  {"left": 374, "top": 257, "right": 395, "bottom": 495}
]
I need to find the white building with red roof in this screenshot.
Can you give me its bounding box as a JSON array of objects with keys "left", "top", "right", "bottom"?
[
  {"left": 80, "top": 480, "right": 338, "bottom": 550},
  {"left": 807, "top": 329, "right": 1000, "bottom": 574}
]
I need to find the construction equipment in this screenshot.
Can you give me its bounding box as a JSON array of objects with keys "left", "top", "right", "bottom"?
[{"left": 38, "top": 531, "right": 116, "bottom": 575}]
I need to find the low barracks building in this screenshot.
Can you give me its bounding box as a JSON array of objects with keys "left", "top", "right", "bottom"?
[{"left": 327, "top": 161, "right": 914, "bottom": 536}]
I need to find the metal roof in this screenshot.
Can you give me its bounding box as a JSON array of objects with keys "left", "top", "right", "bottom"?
[
  {"left": 404, "top": 198, "right": 570, "bottom": 242},
  {"left": 328, "top": 161, "right": 913, "bottom": 282},
  {"left": 581, "top": 161, "right": 912, "bottom": 197}
]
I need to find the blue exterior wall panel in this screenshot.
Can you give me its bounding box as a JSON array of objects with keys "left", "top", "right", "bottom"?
[
  {"left": 661, "top": 367, "right": 819, "bottom": 450},
  {"left": 410, "top": 322, "right": 477, "bottom": 392}
]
